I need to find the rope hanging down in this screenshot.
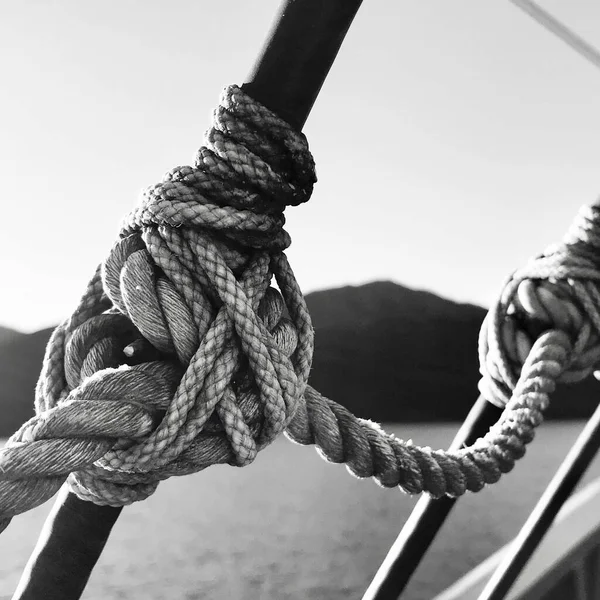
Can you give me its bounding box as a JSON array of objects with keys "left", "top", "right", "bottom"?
[{"left": 1, "top": 85, "right": 600, "bottom": 533}]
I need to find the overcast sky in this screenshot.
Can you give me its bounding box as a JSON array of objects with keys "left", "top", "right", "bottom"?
[{"left": 1, "top": 1, "right": 599, "bottom": 332}]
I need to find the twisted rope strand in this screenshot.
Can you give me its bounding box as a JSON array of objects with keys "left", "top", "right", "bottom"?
[{"left": 1, "top": 84, "right": 600, "bottom": 535}]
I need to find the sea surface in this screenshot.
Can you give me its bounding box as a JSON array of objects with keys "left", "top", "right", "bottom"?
[{"left": 3, "top": 421, "right": 600, "bottom": 600}]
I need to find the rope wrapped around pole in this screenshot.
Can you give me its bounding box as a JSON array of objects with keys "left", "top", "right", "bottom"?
[{"left": 2, "top": 86, "right": 600, "bottom": 534}]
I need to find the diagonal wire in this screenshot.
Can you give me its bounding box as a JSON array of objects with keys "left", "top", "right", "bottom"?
[{"left": 508, "top": 0, "right": 600, "bottom": 71}]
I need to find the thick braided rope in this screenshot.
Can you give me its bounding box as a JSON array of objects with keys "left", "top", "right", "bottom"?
[
  {"left": 1, "top": 84, "right": 600, "bottom": 535},
  {"left": 0, "top": 85, "right": 316, "bottom": 529}
]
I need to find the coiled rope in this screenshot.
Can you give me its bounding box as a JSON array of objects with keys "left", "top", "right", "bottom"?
[{"left": 1, "top": 85, "right": 600, "bottom": 534}]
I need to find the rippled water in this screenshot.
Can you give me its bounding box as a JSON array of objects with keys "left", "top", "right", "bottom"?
[{"left": 2, "top": 422, "right": 598, "bottom": 599}]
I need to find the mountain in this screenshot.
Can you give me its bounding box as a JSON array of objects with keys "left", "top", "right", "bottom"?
[
  {"left": 0, "top": 282, "right": 596, "bottom": 437},
  {"left": 0, "top": 325, "right": 22, "bottom": 346},
  {"left": 0, "top": 328, "right": 54, "bottom": 436},
  {"left": 305, "top": 281, "right": 487, "bottom": 422}
]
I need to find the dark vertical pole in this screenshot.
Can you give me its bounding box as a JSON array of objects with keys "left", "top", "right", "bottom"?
[
  {"left": 362, "top": 396, "right": 504, "bottom": 600},
  {"left": 243, "top": 0, "right": 364, "bottom": 131},
  {"left": 12, "top": 486, "right": 123, "bottom": 600},
  {"left": 478, "top": 401, "right": 600, "bottom": 600},
  {"left": 11, "top": 1, "right": 363, "bottom": 599}
]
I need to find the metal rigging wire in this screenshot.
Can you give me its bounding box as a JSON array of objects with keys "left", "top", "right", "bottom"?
[{"left": 509, "top": 0, "right": 600, "bottom": 71}]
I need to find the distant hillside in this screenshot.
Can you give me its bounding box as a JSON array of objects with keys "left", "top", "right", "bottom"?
[
  {"left": 0, "top": 281, "right": 597, "bottom": 437},
  {"left": 0, "top": 325, "right": 22, "bottom": 346},
  {"left": 0, "top": 328, "right": 54, "bottom": 435},
  {"left": 305, "top": 281, "right": 487, "bottom": 422}
]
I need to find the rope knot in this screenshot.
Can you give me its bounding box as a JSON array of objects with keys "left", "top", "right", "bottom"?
[
  {"left": 479, "top": 201, "right": 600, "bottom": 408},
  {"left": 2, "top": 85, "right": 316, "bottom": 511}
]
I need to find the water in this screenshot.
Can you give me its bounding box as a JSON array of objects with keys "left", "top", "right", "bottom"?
[{"left": 2, "top": 422, "right": 598, "bottom": 599}]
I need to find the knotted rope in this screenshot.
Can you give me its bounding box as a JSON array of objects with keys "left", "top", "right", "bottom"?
[{"left": 1, "top": 85, "right": 600, "bottom": 535}]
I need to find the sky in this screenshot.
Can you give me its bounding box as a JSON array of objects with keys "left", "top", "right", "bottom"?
[{"left": 1, "top": 1, "right": 599, "bottom": 332}]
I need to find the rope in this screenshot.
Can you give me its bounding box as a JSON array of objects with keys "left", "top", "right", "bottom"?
[{"left": 1, "top": 85, "right": 600, "bottom": 535}]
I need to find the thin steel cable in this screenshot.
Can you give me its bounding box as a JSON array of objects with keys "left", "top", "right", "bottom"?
[{"left": 508, "top": 0, "right": 600, "bottom": 71}]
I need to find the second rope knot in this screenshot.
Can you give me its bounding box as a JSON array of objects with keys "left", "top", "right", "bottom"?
[{"left": 479, "top": 201, "right": 600, "bottom": 408}]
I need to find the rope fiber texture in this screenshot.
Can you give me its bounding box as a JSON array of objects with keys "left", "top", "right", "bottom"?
[{"left": 1, "top": 85, "right": 600, "bottom": 534}]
